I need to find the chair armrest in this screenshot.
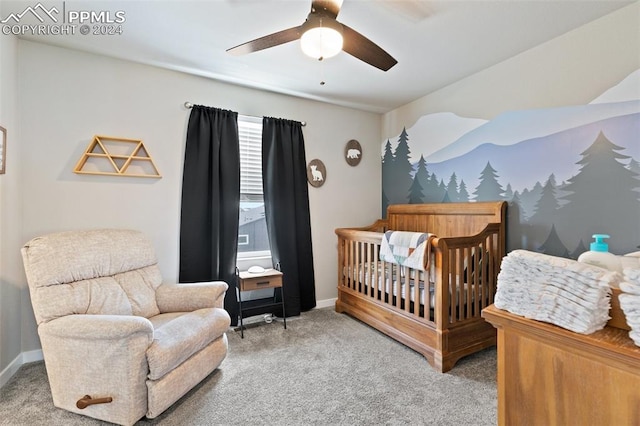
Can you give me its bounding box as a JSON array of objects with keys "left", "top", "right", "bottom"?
[
  {"left": 39, "top": 314, "right": 154, "bottom": 342},
  {"left": 156, "top": 281, "right": 228, "bottom": 312}
]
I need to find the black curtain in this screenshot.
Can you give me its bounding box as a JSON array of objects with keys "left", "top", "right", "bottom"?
[
  {"left": 179, "top": 105, "right": 240, "bottom": 325},
  {"left": 262, "top": 117, "right": 316, "bottom": 317}
]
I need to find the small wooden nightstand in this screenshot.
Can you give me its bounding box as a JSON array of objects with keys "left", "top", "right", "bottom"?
[{"left": 237, "top": 269, "right": 286, "bottom": 338}]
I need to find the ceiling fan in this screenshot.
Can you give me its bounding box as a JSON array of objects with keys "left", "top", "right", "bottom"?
[{"left": 226, "top": 0, "right": 397, "bottom": 71}]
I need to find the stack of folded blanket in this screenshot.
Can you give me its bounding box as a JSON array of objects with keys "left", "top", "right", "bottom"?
[
  {"left": 619, "top": 267, "right": 640, "bottom": 346},
  {"left": 495, "top": 250, "right": 620, "bottom": 334}
]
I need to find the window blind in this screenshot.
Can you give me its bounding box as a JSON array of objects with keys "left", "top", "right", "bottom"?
[{"left": 238, "top": 115, "right": 263, "bottom": 196}]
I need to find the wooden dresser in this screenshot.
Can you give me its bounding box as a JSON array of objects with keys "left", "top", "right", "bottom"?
[{"left": 482, "top": 304, "right": 640, "bottom": 426}]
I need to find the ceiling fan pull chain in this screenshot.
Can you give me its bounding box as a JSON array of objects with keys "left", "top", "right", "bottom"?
[{"left": 319, "top": 52, "right": 326, "bottom": 85}]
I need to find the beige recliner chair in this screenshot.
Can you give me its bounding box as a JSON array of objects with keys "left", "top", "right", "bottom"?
[{"left": 21, "top": 229, "right": 231, "bottom": 426}]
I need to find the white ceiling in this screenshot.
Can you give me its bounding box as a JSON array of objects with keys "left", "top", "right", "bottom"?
[{"left": 2, "top": 0, "right": 634, "bottom": 113}]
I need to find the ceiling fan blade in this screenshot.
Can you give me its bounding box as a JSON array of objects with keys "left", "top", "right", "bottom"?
[
  {"left": 227, "top": 26, "right": 302, "bottom": 56},
  {"left": 341, "top": 24, "right": 397, "bottom": 71},
  {"left": 311, "top": 0, "right": 343, "bottom": 19}
]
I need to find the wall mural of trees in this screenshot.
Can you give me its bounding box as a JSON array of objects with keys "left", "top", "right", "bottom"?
[{"left": 381, "top": 69, "right": 640, "bottom": 257}]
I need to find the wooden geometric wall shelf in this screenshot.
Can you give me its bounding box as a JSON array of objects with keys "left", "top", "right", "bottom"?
[{"left": 74, "top": 135, "right": 161, "bottom": 178}]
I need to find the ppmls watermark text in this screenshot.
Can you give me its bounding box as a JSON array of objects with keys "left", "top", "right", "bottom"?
[{"left": 1, "top": 2, "right": 126, "bottom": 36}]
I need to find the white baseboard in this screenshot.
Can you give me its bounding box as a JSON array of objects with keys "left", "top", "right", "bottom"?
[
  {"left": 0, "top": 354, "right": 22, "bottom": 389},
  {"left": 315, "top": 297, "right": 337, "bottom": 309},
  {"left": 0, "top": 349, "right": 43, "bottom": 389},
  {"left": 22, "top": 349, "right": 44, "bottom": 363}
]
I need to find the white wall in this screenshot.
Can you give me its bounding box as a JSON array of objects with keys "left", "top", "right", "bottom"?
[
  {"left": 0, "top": 33, "right": 25, "bottom": 384},
  {"left": 383, "top": 2, "right": 640, "bottom": 137},
  {"left": 14, "top": 40, "right": 381, "bottom": 358}
]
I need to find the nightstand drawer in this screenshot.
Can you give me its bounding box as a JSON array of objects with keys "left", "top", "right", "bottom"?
[
  {"left": 240, "top": 275, "right": 282, "bottom": 291},
  {"left": 238, "top": 269, "right": 283, "bottom": 291}
]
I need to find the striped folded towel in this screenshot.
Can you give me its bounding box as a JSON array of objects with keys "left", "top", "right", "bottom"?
[{"left": 379, "top": 231, "right": 436, "bottom": 271}]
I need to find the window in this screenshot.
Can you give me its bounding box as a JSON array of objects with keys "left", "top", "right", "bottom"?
[{"left": 238, "top": 116, "right": 270, "bottom": 259}]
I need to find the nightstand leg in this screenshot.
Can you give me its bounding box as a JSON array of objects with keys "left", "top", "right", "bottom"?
[
  {"left": 237, "top": 286, "right": 244, "bottom": 338},
  {"left": 281, "top": 285, "right": 286, "bottom": 330}
]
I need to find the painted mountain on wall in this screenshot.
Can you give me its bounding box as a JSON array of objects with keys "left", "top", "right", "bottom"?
[{"left": 382, "top": 69, "right": 640, "bottom": 256}]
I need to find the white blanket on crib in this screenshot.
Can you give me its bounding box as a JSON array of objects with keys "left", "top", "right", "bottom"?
[{"left": 380, "top": 231, "right": 436, "bottom": 271}]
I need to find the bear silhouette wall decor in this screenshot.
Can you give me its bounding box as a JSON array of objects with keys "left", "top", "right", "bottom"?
[
  {"left": 307, "top": 159, "right": 326, "bottom": 188},
  {"left": 345, "top": 139, "right": 362, "bottom": 166}
]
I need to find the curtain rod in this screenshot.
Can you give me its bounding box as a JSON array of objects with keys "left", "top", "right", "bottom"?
[{"left": 184, "top": 102, "right": 306, "bottom": 127}]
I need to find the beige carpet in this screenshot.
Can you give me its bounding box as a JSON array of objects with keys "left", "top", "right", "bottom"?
[{"left": 0, "top": 308, "right": 497, "bottom": 425}]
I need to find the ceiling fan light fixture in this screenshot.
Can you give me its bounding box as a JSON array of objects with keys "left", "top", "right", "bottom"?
[
  {"left": 227, "top": 1, "right": 396, "bottom": 71},
  {"left": 300, "top": 19, "right": 343, "bottom": 59}
]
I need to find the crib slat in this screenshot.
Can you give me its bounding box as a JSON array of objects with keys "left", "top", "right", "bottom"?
[
  {"left": 381, "top": 256, "right": 387, "bottom": 303},
  {"left": 394, "top": 265, "right": 401, "bottom": 309},
  {"left": 465, "top": 246, "right": 476, "bottom": 318},
  {"left": 452, "top": 249, "right": 458, "bottom": 322},
  {"left": 360, "top": 241, "right": 365, "bottom": 296},
  {"left": 460, "top": 246, "right": 465, "bottom": 319},
  {"left": 458, "top": 247, "right": 464, "bottom": 320},
  {"left": 474, "top": 239, "right": 489, "bottom": 316},
  {"left": 424, "top": 267, "right": 431, "bottom": 319},
  {"left": 391, "top": 264, "right": 397, "bottom": 308},
  {"left": 365, "top": 241, "right": 370, "bottom": 296},
  {"left": 442, "top": 250, "right": 451, "bottom": 327},
  {"left": 367, "top": 242, "right": 374, "bottom": 299},
  {"left": 373, "top": 244, "right": 380, "bottom": 300},
  {"left": 472, "top": 242, "right": 478, "bottom": 315},
  {"left": 345, "top": 240, "right": 353, "bottom": 288},
  {"left": 357, "top": 241, "right": 362, "bottom": 293},
  {"left": 365, "top": 243, "right": 374, "bottom": 297},
  {"left": 353, "top": 240, "right": 357, "bottom": 291},
  {"left": 413, "top": 267, "right": 420, "bottom": 318},
  {"left": 450, "top": 248, "right": 456, "bottom": 322},
  {"left": 403, "top": 266, "right": 409, "bottom": 313},
  {"left": 343, "top": 239, "right": 349, "bottom": 289},
  {"left": 487, "top": 234, "right": 496, "bottom": 305},
  {"left": 444, "top": 250, "right": 452, "bottom": 325},
  {"left": 354, "top": 240, "right": 359, "bottom": 292},
  {"left": 450, "top": 249, "right": 455, "bottom": 323},
  {"left": 471, "top": 246, "right": 476, "bottom": 319},
  {"left": 358, "top": 241, "right": 368, "bottom": 295}
]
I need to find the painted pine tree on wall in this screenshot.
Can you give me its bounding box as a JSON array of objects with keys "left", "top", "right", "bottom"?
[
  {"left": 538, "top": 225, "right": 570, "bottom": 258},
  {"left": 391, "top": 128, "right": 414, "bottom": 203},
  {"left": 458, "top": 180, "right": 470, "bottom": 202},
  {"left": 382, "top": 128, "right": 422, "bottom": 210},
  {"left": 381, "top": 139, "right": 395, "bottom": 213},
  {"left": 446, "top": 173, "right": 459, "bottom": 202},
  {"left": 414, "top": 156, "right": 431, "bottom": 196},
  {"left": 472, "top": 162, "right": 504, "bottom": 201},
  {"left": 554, "top": 131, "right": 640, "bottom": 253},
  {"left": 381, "top": 122, "right": 639, "bottom": 254},
  {"left": 530, "top": 176, "right": 560, "bottom": 224}
]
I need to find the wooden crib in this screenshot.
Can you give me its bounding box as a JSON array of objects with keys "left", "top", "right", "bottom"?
[{"left": 335, "top": 202, "right": 507, "bottom": 372}]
